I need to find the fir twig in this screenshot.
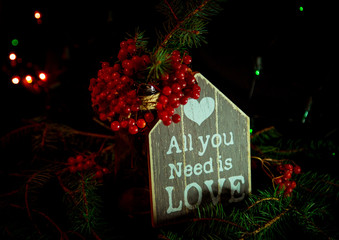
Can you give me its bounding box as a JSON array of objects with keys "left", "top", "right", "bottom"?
[{"left": 155, "top": 0, "right": 213, "bottom": 53}]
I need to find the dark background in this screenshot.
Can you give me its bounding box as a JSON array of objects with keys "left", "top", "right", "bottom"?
[
  {"left": 1, "top": 0, "right": 338, "bottom": 144},
  {"left": 1, "top": 1, "right": 339, "bottom": 238}
]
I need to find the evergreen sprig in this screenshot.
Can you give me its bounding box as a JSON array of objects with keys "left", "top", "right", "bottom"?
[
  {"left": 146, "top": 0, "right": 224, "bottom": 81},
  {"left": 161, "top": 173, "right": 339, "bottom": 239}
]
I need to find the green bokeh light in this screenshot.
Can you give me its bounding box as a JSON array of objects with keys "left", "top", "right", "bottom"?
[
  {"left": 11, "top": 39, "right": 19, "bottom": 46},
  {"left": 255, "top": 70, "right": 260, "bottom": 76},
  {"left": 299, "top": 6, "right": 303, "bottom": 12}
]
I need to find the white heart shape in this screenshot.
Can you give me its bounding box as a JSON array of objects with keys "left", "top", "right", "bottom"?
[{"left": 183, "top": 97, "right": 215, "bottom": 126}]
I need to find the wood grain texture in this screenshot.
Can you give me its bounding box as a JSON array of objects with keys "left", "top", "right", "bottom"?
[{"left": 148, "top": 73, "right": 251, "bottom": 226}]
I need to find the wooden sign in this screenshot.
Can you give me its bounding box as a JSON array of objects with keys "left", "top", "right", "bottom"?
[{"left": 148, "top": 73, "right": 251, "bottom": 226}]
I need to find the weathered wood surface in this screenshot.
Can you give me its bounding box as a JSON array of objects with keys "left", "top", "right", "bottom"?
[{"left": 148, "top": 73, "right": 251, "bottom": 227}]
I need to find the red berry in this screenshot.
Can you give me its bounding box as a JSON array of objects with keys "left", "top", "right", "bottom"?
[
  {"left": 137, "top": 119, "right": 146, "bottom": 128},
  {"left": 178, "top": 80, "right": 187, "bottom": 89},
  {"left": 186, "top": 75, "right": 196, "bottom": 85},
  {"left": 291, "top": 181, "right": 297, "bottom": 189},
  {"left": 284, "top": 171, "right": 292, "bottom": 179},
  {"left": 183, "top": 55, "right": 192, "bottom": 65},
  {"left": 144, "top": 112, "right": 154, "bottom": 123},
  {"left": 122, "top": 59, "right": 134, "bottom": 69},
  {"left": 172, "top": 62, "right": 181, "bottom": 70},
  {"left": 131, "top": 56, "right": 142, "bottom": 69},
  {"left": 69, "top": 166, "right": 77, "bottom": 173},
  {"left": 76, "top": 155, "right": 84, "bottom": 163},
  {"left": 127, "top": 38, "right": 135, "bottom": 45},
  {"left": 126, "top": 90, "right": 136, "bottom": 99},
  {"left": 156, "top": 102, "right": 163, "bottom": 111},
  {"left": 67, "top": 157, "right": 75, "bottom": 165},
  {"left": 111, "top": 121, "right": 121, "bottom": 131},
  {"left": 158, "top": 110, "right": 169, "bottom": 121},
  {"left": 123, "top": 68, "right": 133, "bottom": 76},
  {"left": 284, "top": 164, "right": 293, "bottom": 171},
  {"left": 294, "top": 165, "right": 301, "bottom": 174},
  {"left": 171, "top": 83, "right": 182, "bottom": 93},
  {"left": 84, "top": 160, "right": 94, "bottom": 169},
  {"left": 102, "top": 167, "right": 109, "bottom": 174},
  {"left": 128, "top": 118, "right": 136, "bottom": 127},
  {"left": 285, "top": 187, "right": 293, "bottom": 195},
  {"left": 171, "top": 101, "right": 180, "bottom": 108},
  {"left": 112, "top": 63, "right": 121, "bottom": 72},
  {"left": 120, "top": 41, "right": 128, "bottom": 49},
  {"left": 180, "top": 96, "right": 189, "bottom": 105},
  {"left": 127, "top": 44, "right": 136, "bottom": 55},
  {"left": 76, "top": 163, "right": 84, "bottom": 171},
  {"left": 120, "top": 120, "right": 129, "bottom": 128},
  {"left": 192, "top": 84, "right": 201, "bottom": 93},
  {"left": 161, "top": 73, "right": 170, "bottom": 81},
  {"left": 180, "top": 64, "right": 188, "bottom": 72},
  {"left": 175, "top": 70, "right": 185, "bottom": 81},
  {"left": 159, "top": 95, "right": 169, "bottom": 105},
  {"left": 123, "top": 106, "right": 131, "bottom": 115},
  {"left": 95, "top": 170, "right": 103, "bottom": 179},
  {"left": 162, "top": 86, "right": 172, "bottom": 96},
  {"left": 128, "top": 125, "right": 139, "bottom": 134},
  {"left": 284, "top": 180, "right": 291, "bottom": 188},
  {"left": 141, "top": 55, "right": 151, "bottom": 65},
  {"left": 165, "top": 106, "right": 175, "bottom": 116},
  {"left": 191, "top": 91, "right": 200, "bottom": 99},
  {"left": 101, "top": 62, "right": 110, "bottom": 68},
  {"left": 112, "top": 72, "right": 120, "bottom": 80},
  {"left": 277, "top": 165, "right": 284, "bottom": 173},
  {"left": 171, "top": 50, "right": 181, "bottom": 57},
  {"left": 275, "top": 178, "right": 283, "bottom": 185},
  {"left": 118, "top": 49, "right": 128, "bottom": 61},
  {"left": 172, "top": 114, "right": 181, "bottom": 123},
  {"left": 168, "top": 94, "right": 179, "bottom": 106},
  {"left": 131, "top": 105, "right": 140, "bottom": 112},
  {"left": 162, "top": 117, "right": 172, "bottom": 126}
]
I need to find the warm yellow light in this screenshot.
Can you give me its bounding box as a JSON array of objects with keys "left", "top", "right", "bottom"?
[
  {"left": 25, "top": 75, "right": 33, "bottom": 84},
  {"left": 9, "top": 53, "right": 17, "bottom": 61},
  {"left": 12, "top": 76, "right": 20, "bottom": 84},
  {"left": 39, "top": 72, "right": 47, "bottom": 81},
  {"left": 34, "top": 11, "right": 41, "bottom": 19}
]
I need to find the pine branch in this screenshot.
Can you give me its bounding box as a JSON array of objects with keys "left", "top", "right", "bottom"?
[
  {"left": 161, "top": 175, "right": 339, "bottom": 239},
  {"left": 155, "top": 0, "right": 221, "bottom": 53}
]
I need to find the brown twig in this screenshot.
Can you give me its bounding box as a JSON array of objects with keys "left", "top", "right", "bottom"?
[
  {"left": 246, "top": 197, "right": 280, "bottom": 211},
  {"left": 241, "top": 207, "right": 290, "bottom": 238}
]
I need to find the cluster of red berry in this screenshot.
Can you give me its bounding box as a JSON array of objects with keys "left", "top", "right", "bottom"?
[
  {"left": 156, "top": 50, "right": 200, "bottom": 126},
  {"left": 67, "top": 154, "right": 109, "bottom": 179},
  {"left": 275, "top": 164, "right": 301, "bottom": 197},
  {"left": 89, "top": 38, "right": 152, "bottom": 135},
  {"left": 89, "top": 38, "right": 200, "bottom": 134}
]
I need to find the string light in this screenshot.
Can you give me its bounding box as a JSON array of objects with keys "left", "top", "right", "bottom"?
[
  {"left": 38, "top": 72, "right": 47, "bottom": 81},
  {"left": 11, "top": 76, "right": 20, "bottom": 84},
  {"left": 25, "top": 75, "right": 33, "bottom": 84},
  {"left": 9, "top": 53, "right": 17, "bottom": 61},
  {"left": 11, "top": 39, "right": 19, "bottom": 47},
  {"left": 34, "top": 11, "right": 41, "bottom": 19}
]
